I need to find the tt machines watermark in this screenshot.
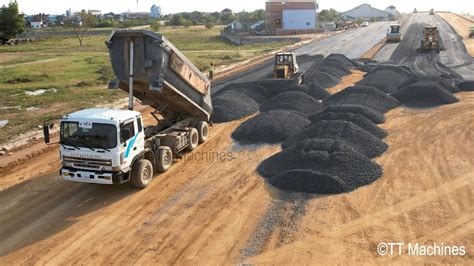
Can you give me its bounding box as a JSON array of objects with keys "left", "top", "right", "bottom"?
[{"left": 377, "top": 242, "right": 466, "bottom": 257}]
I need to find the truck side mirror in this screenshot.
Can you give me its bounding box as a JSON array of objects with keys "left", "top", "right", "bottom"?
[{"left": 43, "top": 123, "right": 52, "bottom": 144}]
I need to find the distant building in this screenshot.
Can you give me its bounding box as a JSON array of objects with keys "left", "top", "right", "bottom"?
[
  {"left": 31, "top": 19, "right": 44, "bottom": 29},
  {"left": 221, "top": 8, "right": 233, "bottom": 15},
  {"left": 150, "top": 4, "right": 161, "bottom": 18},
  {"left": 66, "top": 9, "right": 72, "bottom": 17},
  {"left": 88, "top": 10, "right": 101, "bottom": 16},
  {"left": 385, "top": 5, "right": 400, "bottom": 18},
  {"left": 342, "top": 4, "right": 389, "bottom": 21},
  {"left": 266, "top": 0, "right": 319, "bottom": 35}
]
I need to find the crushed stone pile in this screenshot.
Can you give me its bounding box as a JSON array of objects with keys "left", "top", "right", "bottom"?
[
  {"left": 458, "top": 80, "right": 474, "bottom": 91},
  {"left": 232, "top": 110, "right": 310, "bottom": 144},
  {"left": 282, "top": 120, "right": 388, "bottom": 159},
  {"left": 302, "top": 82, "right": 331, "bottom": 99},
  {"left": 213, "top": 82, "right": 269, "bottom": 103},
  {"left": 310, "top": 112, "right": 387, "bottom": 139},
  {"left": 310, "top": 105, "right": 385, "bottom": 124},
  {"left": 258, "top": 138, "right": 383, "bottom": 194},
  {"left": 257, "top": 79, "right": 301, "bottom": 98},
  {"left": 304, "top": 54, "right": 357, "bottom": 88},
  {"left": 212, "top": 92, "right": 260, "bottom": 123},
  {"left": 260, "top": 91, "right": 323, "bottom": 115},
  {"left": 391, "top": 82, "right": 459, "bottom": 108},
  {"left": 397, "top": 75, "right": 460, "bottom": 93},
  {"left": 324, "top": 85, "right": 400, "bottom": 113},
  {"left": 357, "top": 65, "right": 413, "bottom": 93}
]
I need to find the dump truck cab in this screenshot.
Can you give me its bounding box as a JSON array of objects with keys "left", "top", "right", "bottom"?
[
  {"left": 469, "top": 26, "right": 474, "bottom": 38},
  {"left": 420, "top": 25, "right": 440, "bottom": 53},
  {"left": 56, "top": 109, "right": 144, "bottom": 185},
  {"left": 387, "top": 24, "right": 402, "bottom": 42},
  {"left": 274, "top": 52, "right": 300, "bottom": 79}
]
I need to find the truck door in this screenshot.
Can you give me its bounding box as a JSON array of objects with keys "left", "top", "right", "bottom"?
[{"left": 120, "top": 119, "right": 141, "bottom": 168}]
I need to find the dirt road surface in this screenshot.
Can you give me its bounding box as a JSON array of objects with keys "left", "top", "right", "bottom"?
[{"left": 438, "top": 13, "right": 474, "bottom": 57}]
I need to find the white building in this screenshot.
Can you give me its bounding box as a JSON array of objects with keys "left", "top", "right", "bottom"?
[
  {"left": 150, "top": 5, "right": 161, "bottom": 18},
  {"left": 385, "top": 5, "right": 399, "bottom": 17},
  {"left": 88, "top": 10, "right": 101, "bottom": 16},
  {"left": 31, "top": 19, "right": 44, "bottom": 29}
]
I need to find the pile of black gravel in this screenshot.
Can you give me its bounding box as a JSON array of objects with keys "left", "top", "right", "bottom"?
[
  {"left": 397, "top": 75, "right": 460, "bottom": 93},
  {"left": 257, "top": 79, "right": 301, "bottom": 98},
  {"left": 457, "top": 80, "right": 474, "bottom": 92},
  {"left": 213, "top": 82, "right": 269, "bottom": 103},
  {"left": 391, "top": 82, "right": 459, "bottom": 108},
  {"left": 212, "top": 92, "right": 260, "bottom": 123},
  {"left": 232, "top": 110, "right": 310, "bottom": 144},
  {"left": 310, "top": 105, "right": 385, "bottom": 124},
  {"left": 324, "top": 85, "right": 400, "bottom": 113},
  {"left": 310, "top": 112, "right": 387, "bottom": 139},
  {"left": 260, "top": 91, "right": 323, "bottom": 115},
  {"left": 282, "top": 120, "right": 388, "bottom": 159},
  {"left": 258, "top": 138, "right": 383, "bottom": 194},
  {"left": 302, "top": 82, "right": 331, "bottom": 99},
  {"left": 357, "top": 65, "right": 414, "bottom": 93},
  {"left": 304, "top": 54, "right": 357, "bottom": 88}
]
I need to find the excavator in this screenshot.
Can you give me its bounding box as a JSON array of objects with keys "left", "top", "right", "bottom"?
[
  {"left": 273, "top": 52, "right": 302, "bottom": 83},
  {"left": 420, "top": 25, "right": 440, "bottom": 52}
]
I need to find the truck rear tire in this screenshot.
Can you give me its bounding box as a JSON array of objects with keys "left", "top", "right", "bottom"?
[
  {"left": 156, "top": 146, "right": 173, "bottom": 172},
  {"left": 187, "top": 128, "right": 199, "bottom": 151},
  {"left": 131, "top": 159, "right": 153, "bottom": 188},
  {"left": 196, "top": 121, "right": 209, "bottom": 143}
]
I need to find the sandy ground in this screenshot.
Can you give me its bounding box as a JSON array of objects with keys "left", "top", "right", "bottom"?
[
  {"left": 327, "top": 70, "right": 365, "bottom": 94},
  {"left": 1, "top": 81, "right": 473, "bottom": 264},
  {"left": 250, "top": 92, "right": 474, "bottom": 264},
  {"left": 438, "top": 13, "right": 474, "bottom": 57}
]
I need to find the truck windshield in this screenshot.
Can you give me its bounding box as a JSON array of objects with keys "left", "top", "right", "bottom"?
[{"left": 60, "top": 122, "right": 117, "bottom": 149}]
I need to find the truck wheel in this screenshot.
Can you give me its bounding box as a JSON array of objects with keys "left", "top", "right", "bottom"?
[
  {"left": 187, "top": 128, "right": 199, "bottom": 151},
  {"left": 156, "top": 146, "right": 173, "bottom": 172},
  {"left": 196, "top": 121, "right": 209, "bottom": 143},
  {"left": 131, "top": 159, "right": 153, "bottom": 188}
]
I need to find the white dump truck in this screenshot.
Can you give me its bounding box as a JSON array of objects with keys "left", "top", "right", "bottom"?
[{"left": 43, "top": 30, "right": 213, "bottom": 188}]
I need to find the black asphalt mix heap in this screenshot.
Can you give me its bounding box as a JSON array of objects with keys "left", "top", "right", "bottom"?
[
  {"left": 391, "top": 81, "right": 459, "bottom": 108},
  {"left": 282, "top": 120, "right": 388, "bottom": 159},
  {"left": 357, "top": 65, "right": 414, "bottom": 93},
  {"left": 304, "top": 54, "right": 358, "bottom": 88},
  {"left": 257, "top": 138, "right": 383, "bottom": 194},
  {"left": 214, "top": 82, "right": 269, "bottom": 103},
  {"left": 260, "top": 91, "right": 324, "bottom": 115},
  {"left": 310, "top": 112, "right": 387, "bottom": 139},
  {"left": 212, "top": 92, "right": 260, "bottom": 123},
  {"left": 456, "top": 80, "right": 474, "bottom": 92},
  {"left": 397, "top": 75, "right": 460, "bottom": 93},
  {"left": 324, "top": 85, "right": 400, "bottom": 113},
  {"left": 232, "top": 110, "right": 310, "bottom": 144},
  {"left": 302, "top": 82, "right": 331, "bottom": 99},
  {"left": 310, "top": 105, "right": 386, "bottom": 124}
]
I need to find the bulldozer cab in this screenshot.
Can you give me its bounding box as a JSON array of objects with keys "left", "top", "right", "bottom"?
[
  {"left": 274, "top": 52, "right": 299, "bottom": 79},
  {"left": 420, "top": 26, "right": 440, "bottom": 52}
]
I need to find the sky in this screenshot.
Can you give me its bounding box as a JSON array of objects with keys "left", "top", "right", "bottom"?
[{"left": 0, "top": 0, "right": 473, "bottom": 16}]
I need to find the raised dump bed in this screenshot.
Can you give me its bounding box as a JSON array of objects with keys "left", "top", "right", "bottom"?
[{"left": 106, "top": 30, "right": 213, "bottom": 121}]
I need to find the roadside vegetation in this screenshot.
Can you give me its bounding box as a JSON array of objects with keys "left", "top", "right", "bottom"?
[{"left": 0, "top": 26, "right": 290, "bottom": 144}]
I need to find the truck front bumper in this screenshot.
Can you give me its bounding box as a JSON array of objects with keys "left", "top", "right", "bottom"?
[{"left": 61, "top": 167, "right": 129, "bottom": 185}]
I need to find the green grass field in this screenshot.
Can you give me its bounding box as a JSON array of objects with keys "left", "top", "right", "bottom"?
[{"left": 0, "top": 26, "right": 290, "bottom": 145}]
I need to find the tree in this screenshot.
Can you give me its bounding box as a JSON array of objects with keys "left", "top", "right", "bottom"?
[
  {"left": 150, "top": 21, "right": 161, "bottom": 31},
  {"left": 221, "top": 13, "right": 236, "bottom": 24},
  {"left": 0, "top": 0, "right": 25, "bottom": 40},
  {"left": 205, "top": 22, "right": 214, "bottom": 29},
  {"left": 318, "top": 9, "right": 341, "bottom": 22},
  {"left": 73, "top": 10, "right": 97, "bottom": 46}
]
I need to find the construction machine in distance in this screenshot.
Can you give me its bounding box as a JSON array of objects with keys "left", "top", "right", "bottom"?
[
  {"left": 429, "top": 9, "right": 435, "bottom": 15},
  {"left": 469, "top": 26, "right": 474, "bottom": 38},
  {"left": 420, "top": 25, "right": 440, "bottom": 53},
  {"left": 273, "top": 52, "right": 303, "bottom": 83},
  {"left": 387, "top": 24, "right": 402, "bottom": 42}
]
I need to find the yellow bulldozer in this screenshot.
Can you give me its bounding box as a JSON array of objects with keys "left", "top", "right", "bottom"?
[
  {"left": 420, "top": 25, "right": 440, "bottom": 53},
  {"left": 273, "top": 52, "right": 302, "bottom": 82}
]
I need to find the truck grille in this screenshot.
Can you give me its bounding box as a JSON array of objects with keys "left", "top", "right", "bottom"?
[{"left": 63, "top": 156, "right": 112, "bottom": 171}]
